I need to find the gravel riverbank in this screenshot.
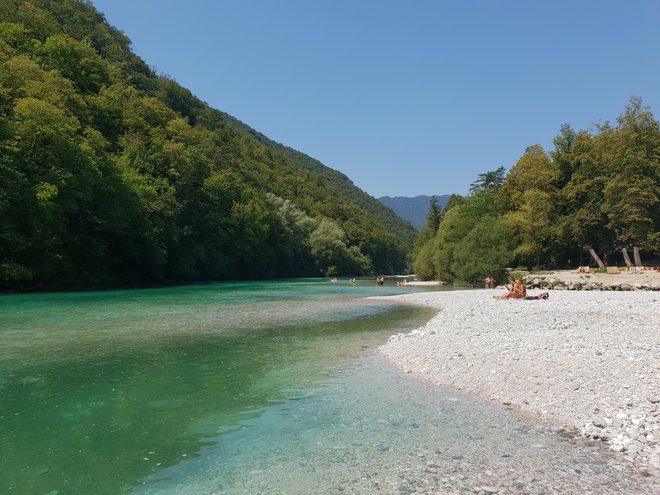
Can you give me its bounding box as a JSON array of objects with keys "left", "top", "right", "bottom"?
[{"left": 377, "top": 289, "right": 660, "bottom": 475}]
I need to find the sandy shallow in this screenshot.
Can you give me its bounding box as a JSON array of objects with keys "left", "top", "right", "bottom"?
[{"left": 377, "top": 289, "right": 660, "bottom": 475}]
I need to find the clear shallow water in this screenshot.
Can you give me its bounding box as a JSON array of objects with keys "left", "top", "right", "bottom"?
[
  {"left": 0, "top": 279, "right": 436, "bottom": 494},
  {"left": 0, "top": 280, "right": 656, "bottom": 494}
]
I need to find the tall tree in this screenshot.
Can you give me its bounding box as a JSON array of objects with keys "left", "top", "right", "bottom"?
[
  {"left": 469, "top": 166, "right": 505, "bottom": 194},
  {"left": 551, "top": 123, "right": 577, "bottom": 187},
  {"left": 558, "top": 98, "right": 659, "bottom": 260}
]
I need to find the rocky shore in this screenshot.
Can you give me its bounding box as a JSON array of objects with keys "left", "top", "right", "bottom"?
[
  {"left": 521, "top": 269, "right": 660, "bottom": 291},
  {"left": 377, "top": 289, "right": 660, "bottom": 477}
]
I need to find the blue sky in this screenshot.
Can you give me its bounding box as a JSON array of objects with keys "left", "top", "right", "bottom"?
[{"left": 92, "top": 0, "right": 660, "bottom": 197}]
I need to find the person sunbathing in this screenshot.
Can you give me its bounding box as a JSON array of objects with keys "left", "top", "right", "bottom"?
[
  {"left": 495, "top": 278, "right": 526, "bottom": 299},
  {"left": 526, "top": 292, "right": 549, "bottom": 300}
]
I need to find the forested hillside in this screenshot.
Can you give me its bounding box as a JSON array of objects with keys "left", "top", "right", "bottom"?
[
  {"left": 413, "top": 98, "right": 660, "bottom": 284},
  {"left": 0, "top": 0, "right": 415, "bottom": 289}
]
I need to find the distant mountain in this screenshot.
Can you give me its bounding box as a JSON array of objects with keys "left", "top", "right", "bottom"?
[{"left": 378, "top": 195, "right": 451, "bottom": 230}]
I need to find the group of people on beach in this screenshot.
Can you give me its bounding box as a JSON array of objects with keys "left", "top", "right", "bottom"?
[{"left": 483, "top": 275, "right": 497, "bottom": 288}]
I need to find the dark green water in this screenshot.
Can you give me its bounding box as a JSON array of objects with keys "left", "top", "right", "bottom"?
[{"left": 1, "top": 280, "right": 656, "bottom": 494}]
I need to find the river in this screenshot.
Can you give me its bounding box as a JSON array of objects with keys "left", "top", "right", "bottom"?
[{"left": 0, "top": 280, "right": 651, "bottom": 494}]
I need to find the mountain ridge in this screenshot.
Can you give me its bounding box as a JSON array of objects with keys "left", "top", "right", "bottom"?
[{"left": 378, "top": 195, "right": 451, "bottom": 230}]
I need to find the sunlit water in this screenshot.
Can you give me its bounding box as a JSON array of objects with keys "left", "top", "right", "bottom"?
[{"left": 0, "top": 280, "right": 656, "bottom": 494}]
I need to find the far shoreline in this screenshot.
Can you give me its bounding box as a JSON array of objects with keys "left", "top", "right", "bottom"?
[{"left": 410, "top": 268, "right": 660, "bottom": 291}]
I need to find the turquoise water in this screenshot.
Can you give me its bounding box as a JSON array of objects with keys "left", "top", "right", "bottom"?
[
  {"left": 0, "top": 279, "right": 437, "bottom": 494},
  {"left": 0, "top": 280, "right": 656, "bottom": 494}
]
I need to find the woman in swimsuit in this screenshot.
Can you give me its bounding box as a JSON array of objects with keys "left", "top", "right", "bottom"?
[{"left": 495, "top": 278, "right": 526, "bottom": 299}]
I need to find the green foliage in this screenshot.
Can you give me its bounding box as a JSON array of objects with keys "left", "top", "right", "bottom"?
[
  {"left": 441, "top": 193, "right": 463, "bottom": 217},
  {"left": 504, "top": 188, "right": 557, "bottom": 266},
  {"left": 412, "top": 238, "right": 437, "bottom": 280},
  {"left": 551, "top": 123, "right": 576, "bottom": 187},
  {"left": 496, "top": 145, "right": 559, "bottom": 213},
  {"left": 0, "top": 0, "right": 414, "bottom": 289},
  {"left": 557, "top": 98, "right": 659, "bottom": 259},
  {"left": 413, "top": 97, "right": 659, "bottom": 284},
  {"left": 469, "top": 166, "right": 505, "bottom": 194},
  {"left": 308, "top": 218, "right": 373, "bottom": 276},
  {"left": 37, "top": 33, "right": 110, "bottom": 93},
  {"left": 412, "top": 197, "right": 441, "bottom": 258},
  {"left": 450, "top": 216, "right": 516, "bottom": 284},
  {"left": 431, "top": 191, "right": 511, "bottom": 283}
]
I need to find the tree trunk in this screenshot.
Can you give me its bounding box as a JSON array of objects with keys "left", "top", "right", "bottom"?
[
  {"left": 633, "top": 247, "right": 642, "bottom": 267},
  {"left": 622, "top": 248, "right": 633, "bottom": 267},
  {"left": 589, "top": 248, "right": 606, "bottom": 269}
]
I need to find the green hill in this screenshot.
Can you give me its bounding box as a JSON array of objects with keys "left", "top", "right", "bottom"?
[{"left": 0, "top": 0, "right": 415, "bottom": 289}]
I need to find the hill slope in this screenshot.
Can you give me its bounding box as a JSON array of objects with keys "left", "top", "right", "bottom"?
[
  {"left": 379, "top": 195, "right": 450, "bottom": 230},
  {"left": 0, "top": 0, "right": 415, "bottom": 288}
]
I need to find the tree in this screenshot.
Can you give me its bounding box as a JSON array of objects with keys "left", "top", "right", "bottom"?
[
  {"left": 309, "top": 219, "right": 350, "bottom": 276},
  {"left": 496, "top": 145, "right": 560, "bottom": 266},
  {"left": 440, "top": 194, "right": 463, "bottom": 217},
  {"left": 266, "top": 193, "right": 317, "bottom": 276},
  {"left": 432, "top": 190, "right": 499, "bottom": 282},
  {"left": 37, "top": 34, "right": 110, "bottom": 94},
  {"left": 426, "top": 196, "right": 442, "bottom": 233},
  {"left": 307, "top": 218, "right": 371, "bottom": 276},
  {"left": 505, "top": 189, "right": 556, "bottom": 267},
  {"left": 412, "top": 237, "right": 437, "bottom": 280},
  {"left": 469, "top": 166, "right": 505, "bottom": 194},
  {"left": 557, "top": 98, "right": 659, "bottom": 260},
  {"left": 551, "top": 123, "right": 577, "bottom": 187},
  {"left": 412, "top": 196, "right": 442, "bottom": 259},
  {"left": 451, "top": 216, "right": 516, "bottom": 284},
  {"left": 496, "top": 145, "right": 559, "bottom": 213}
]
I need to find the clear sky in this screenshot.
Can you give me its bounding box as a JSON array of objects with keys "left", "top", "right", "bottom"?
[{"left": 91, "top": 0, "right": 660, "bottom": 197}]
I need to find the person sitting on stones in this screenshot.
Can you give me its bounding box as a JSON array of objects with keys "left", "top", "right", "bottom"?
[{"left": 495, "top": 278, "right": 526, "bottom": 299}]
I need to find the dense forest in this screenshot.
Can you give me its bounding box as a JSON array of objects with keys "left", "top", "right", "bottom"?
[
  {"left": 413, "top": 98, "right": 660, "bottom": 285},
  {"left": 0, "top": 0, "right": 417, "bottom": 289}
]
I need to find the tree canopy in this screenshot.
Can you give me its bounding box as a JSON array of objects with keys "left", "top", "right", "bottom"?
[
  {"left": 0, "top": 0, "right": 416, "bottom": 289},
  {"left": 413, "top": 98, "right": 659, "bottom": 284}
]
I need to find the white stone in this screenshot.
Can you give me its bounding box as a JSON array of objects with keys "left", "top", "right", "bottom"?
[{"left": 377, "top": 289, "right": 660, "bottom": 469}]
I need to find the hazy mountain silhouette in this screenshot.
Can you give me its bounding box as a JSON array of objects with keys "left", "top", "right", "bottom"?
[{"left": 378, "top": 195, "right": 451, "bottom": 230}]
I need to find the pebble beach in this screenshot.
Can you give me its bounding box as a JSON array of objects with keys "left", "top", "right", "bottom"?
[{"left": 377, "top": 288, "right": 660, "bottom": 491}]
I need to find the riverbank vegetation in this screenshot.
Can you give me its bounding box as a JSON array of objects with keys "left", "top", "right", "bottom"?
[
  {"left": 413, "top": 98, "right": 659, "bottom": 285},
  {"left": 0, "top": 0, "right": 415, "bottom": 289}
]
